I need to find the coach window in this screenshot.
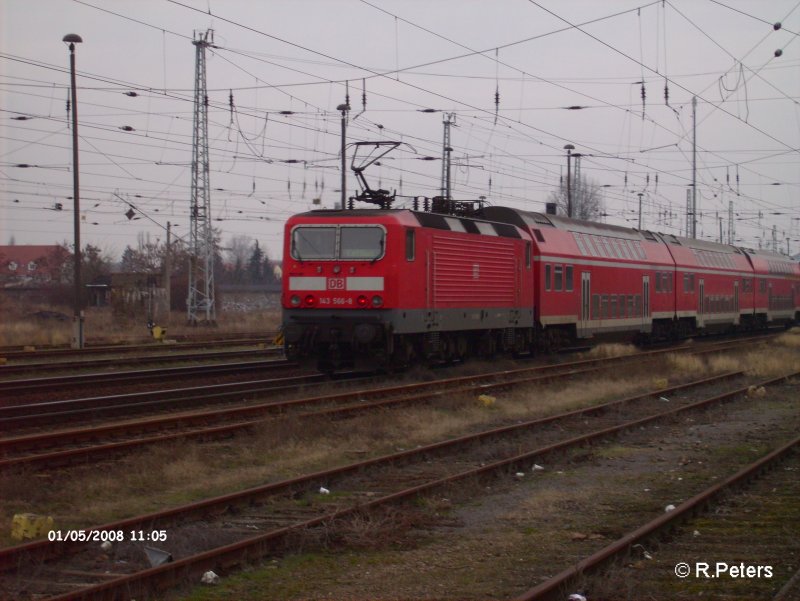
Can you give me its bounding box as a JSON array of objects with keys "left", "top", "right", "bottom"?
[
  {"left": 627, "top": 295, "right": 635, "bottom": 317},
  {"left": 759, "top": 279, "right": 767, "bottom": 294},
  {"left": 554, "top": 265, "right": 563, "bottom": 291},
  {"left": 601, "top": 295, "right": 609, "bottom": 319},
  {"left": 340, "top": 226, "right": 385, "bottom": 260},
  {"left": 610, "top": 295, "right": 617, "bottom": 319},
  {"left": 656, "top": 273, "right": 663, "bottom": 293},
  {"left": 292, "top": 226, "right": 337, "bottom": 260},
  {"left": 592, "top": 294, "right": 600, "bottom": 319},
  {"left": 545, "top": 264, "right": 552, "bottom": 291},
  {"left": 405, "top": 229, "right": 415, "bottom": 261},
  {"left": 565, "top": 265, "right": 573, "bottom": 291}
]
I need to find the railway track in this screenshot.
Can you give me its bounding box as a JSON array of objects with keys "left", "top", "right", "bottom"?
[
  {"left": 0, "top": 333, "right": 276, "bottom": 359},
  {"left": 0, "top": 336, "right": 763, "bottom": 471},
  {"left": 0, "top": 345, "right": 282, "bottom": 379},
  {"left": 0, "top": 353, "right": 288, "bottom": 399},
  {"left": 2, "top": 334, "right": 768, "bottom": 421},
  {"left": 0, "top": 368, "right": 795, "bottom": 600},
  {"left": 515, "top": 436, "right": 800, "bottom": 601}
]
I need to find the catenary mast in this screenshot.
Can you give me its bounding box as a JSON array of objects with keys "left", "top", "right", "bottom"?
[{"left": 187, "top": 29, "right": 216, "bottom": 324}]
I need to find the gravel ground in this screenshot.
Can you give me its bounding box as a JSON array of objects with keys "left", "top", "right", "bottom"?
[{"left": 177, "top": 377, "right": 799, "bottom": 601}]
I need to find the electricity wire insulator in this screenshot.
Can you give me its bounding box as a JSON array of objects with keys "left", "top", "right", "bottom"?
[
  {"left": 640, "top": 82, "right": 646, "bottom": 119},
  {"left": 361, "top": 78, "right": 366, "bottom": 110}
]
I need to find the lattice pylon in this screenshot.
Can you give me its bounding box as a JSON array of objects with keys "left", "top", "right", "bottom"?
[{"left": 187, "top": 30, "right": 215, "bottom": 324}]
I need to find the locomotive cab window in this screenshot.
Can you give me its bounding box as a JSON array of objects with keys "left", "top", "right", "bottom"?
[
  {"left": 292, "top": 226, "right": 336, "bottom": 260},
  {"left": 340, "top": 226, "right": 384, "bottom": 260}
]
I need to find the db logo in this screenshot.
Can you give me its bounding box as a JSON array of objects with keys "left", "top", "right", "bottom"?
[{"left": 327, "top": 278, "right": 345, "bottom": 290}]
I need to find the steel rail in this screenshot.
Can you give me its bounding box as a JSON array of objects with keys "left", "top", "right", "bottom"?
[
  {"left": 17, "top": 371, "right": 797, "bottom": 601},
  {"left": 0, "top": 361, "right": 306, "bottom": 425},
  {"left": 0, "top": 333, "right": 758, "bottom": 427},
  {"left": 0, "top": 346, "right": 281, "bottom": 378},
  {"left": 0, "top": 354, "right": 286, "bottom": 396},
  {"left": 513, "top": 433, "right": 800, "bottom": 601},
  {"left": 1, "top": 370, "right": 793, "bottom": 583},
  {"left": 0, "top": 336, "right": 743, "bottom": 452},
  {"left": 0, "top": 369, "right": 744, "bottom": 471},
  {"left": 0, "top": 333, "right": 276, "bottom": 358}
]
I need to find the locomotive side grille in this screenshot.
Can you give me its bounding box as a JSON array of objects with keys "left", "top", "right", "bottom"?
[{"left": 431, "top": 235, "right": 517, "bottom": 306}]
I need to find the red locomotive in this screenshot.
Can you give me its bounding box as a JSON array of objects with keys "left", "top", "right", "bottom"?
[{"left": 281, "top": 205, "right": 534, "bottom": 370}]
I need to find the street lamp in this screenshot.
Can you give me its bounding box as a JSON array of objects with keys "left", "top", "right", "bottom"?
[
  {"left": 64, "top": 33, "right": 83, "bottom": 349},
  {"left": 337, "top": 102, "right": 350, "bottom": 208},
  {"left": 563, "top": 144, "right": 575, "bottom": 218}
]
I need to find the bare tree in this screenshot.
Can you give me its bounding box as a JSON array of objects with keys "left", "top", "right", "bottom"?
[
  {"left": 547, "top": 174, "right": 605, "bottom": 221},
  {"left": 225, "top": 235, "right": 252, "bottom": 265}
]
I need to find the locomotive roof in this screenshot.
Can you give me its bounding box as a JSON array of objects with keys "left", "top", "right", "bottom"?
[{"left": 290, "top": 208, "right": 523, "bottom": 239}]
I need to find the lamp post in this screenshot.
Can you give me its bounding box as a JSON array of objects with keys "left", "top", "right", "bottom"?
[
  {"left": 337, "top": 102, "right": 350, "bottom": 209},
  {"left": 64, "top": 33, "right": 84, "bottom": 349},
  {"left": 564, "top": 144, "right": 575, "bottom": 217}
]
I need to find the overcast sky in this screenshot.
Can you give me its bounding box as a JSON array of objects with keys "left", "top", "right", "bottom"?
[{"left": 1, "top": 0, "right": 798, "bottom": 261}]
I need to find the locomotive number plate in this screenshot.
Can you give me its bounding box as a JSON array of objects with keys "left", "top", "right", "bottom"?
[{"left": 327, "top": 277, "right": 345, "bottom": 290}]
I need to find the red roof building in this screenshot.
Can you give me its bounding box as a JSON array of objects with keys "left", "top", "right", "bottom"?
[{"left": 0, "top": 245, "right": 67, "bottom": 285}]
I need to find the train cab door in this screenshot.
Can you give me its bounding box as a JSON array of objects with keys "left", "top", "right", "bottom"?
[
  {"left": 733, "top": 281, "right": 740, "bottom": 325},
  {"left": 579, "top": 272, "right": 591, "bottom": 338},
  {"left": 697, "top": 278, "right": 705, "bottom": 328},
  {"left": 642, "top": 275, "right": 651, "bottom": 331}
]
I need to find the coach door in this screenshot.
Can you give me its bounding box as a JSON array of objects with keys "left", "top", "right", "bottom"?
[
  {"left": 642, "top": 275, "right": 651, "bottom": 331},
  {"left": 579, "top": 272, "right": 591, "bottom": 338},
  {"left": 733, "top": 281, "right": 740, "bottom": 325},
  {"left": 697, "top": 279, "right": 705, "bottom": 328}
]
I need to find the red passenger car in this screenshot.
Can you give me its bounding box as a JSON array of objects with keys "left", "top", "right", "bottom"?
[
  {"left": 483, "top": 207, "right": 677, "bottom": 345},
  {"left": 744, "top": 248, "right": 800, "bottom": 325}
]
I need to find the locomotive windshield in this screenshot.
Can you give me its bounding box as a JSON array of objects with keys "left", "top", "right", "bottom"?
[
  {"left": 341, "top": 227, "right": 384, "bottom": 260},
  {"left": 291, "top": 225, "right": 385, "bottom": 261},
  {"left": 292, "top": 227, "right": 336, "bottom": 259}
]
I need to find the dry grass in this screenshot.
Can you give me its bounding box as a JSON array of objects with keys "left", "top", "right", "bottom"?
[
  {"left": 0, "top": 300, "right": 281, "bottom": 347},
  {"left": 586, "top": 343, "right": 637, "bottom": 359},
  {"left": 776, "top": 327, "right": 800, "bottom": 349},
  {"left": 665, "top": 353, "right": 707, "bottom": 376}
]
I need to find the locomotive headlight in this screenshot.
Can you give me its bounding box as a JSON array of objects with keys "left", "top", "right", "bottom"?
[
  {"left": 290, "top": 295, "right": 301, "bottom": 307},
  {"left": 371, "top": 295, "right": 383, "bottom": 307},
  {"left": 304, "top": 294, "right": 317, "bottom": 307},
  {"left": 356, "top": 295, "right": 368, "bottom": 308}
]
